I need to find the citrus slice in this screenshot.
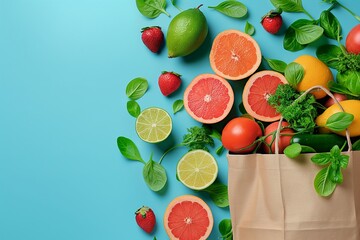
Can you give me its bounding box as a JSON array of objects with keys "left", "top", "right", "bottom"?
[
  {"left": 209, "top": 29, "right": 262, "bottom": 80},
  {"left": 183, "top": 74, "right": 234, "bottom": 124},
  {"left": 164, "top": 195, "right": 214, "bottom": 240},
  {"left": 177, "top": 150, "right": 218, "bottom": 190},
  {"left": 135, "top": 107, "right": 172, "bottom": 143},
  {"left": 242, "top": 70, "right": 287, "bottom": 122}
]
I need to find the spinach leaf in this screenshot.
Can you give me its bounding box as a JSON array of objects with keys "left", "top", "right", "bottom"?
[
  {"left": 117, "top": 136, "right": 145, "bottom": 163},
  {"left": 316, "top": 44, "right": 342, "bottom": 69},
  {"left": 284, "top": 143, "right": 302, "bottom": 158},
  {"left": 136, "top": 0, "right": 170, "bottom": 18},
  {"left": 127, "top": 100, "right": 141, "bottom": 118},
  {"left": 203, "top": 182, "right": 229, "bottom": 208},
  {"left": 325, "top": 112, "right": 354, "bottom": 132},
  {"left": 314, "top": 166, "right": 337, "bottom": 197},
  {"left": 219, "top": 219, "right": 233, "bottom": 240},
  {"left": 294, "top": 24, "right": 324, "bottom": 45},
  {"left": 265, "top": 58, "right": 287, "bottom": 73},
  {"left": 337, "top": 71, "right": 360, "bottom": 96},
  {"left": 319, "top": 10, "right": 341, "bottom": 40},
  {"left": 245, "top": 21, "right": 255, "bottom": 36},
  {"left": 284, "top": 62, "right": 304, "bottom": 87},
  {"left": 270, "top": 0, "right": 305, "bottom": 12},
  {"left": 208, "top": 1, "right": 248, "bottom": 18},
  {"left": 126, "top": 77, "right": 148, "bottom": 100},
  {"left": 143, "top": 156, "right": 167, "bottom": 191},
  {"left": 173, "top": 99, "right": 184, "bottom": 114},
  {"left": 284, "top": 19, "right": 314, "bottom": 51}
]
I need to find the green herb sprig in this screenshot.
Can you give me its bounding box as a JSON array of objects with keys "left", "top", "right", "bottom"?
[{"left": 219, "top": 218, "right": 233, "bottom": 240}]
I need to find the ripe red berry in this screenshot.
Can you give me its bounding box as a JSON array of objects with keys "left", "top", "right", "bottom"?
[
  {"left": 141, "top": 26, "right": 164, "bottom": 53},
  {"left": 261, "top": 10, "right": 283, "bottom": 34},
  {"left": 158, "top": 71, "right": 182, "bottom": 96},
  {"left": 135, "top": 206, "right": 156, "bottom": 234}
]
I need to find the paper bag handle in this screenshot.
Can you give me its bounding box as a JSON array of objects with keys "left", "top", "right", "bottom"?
[{"left": 275, "top": 85, "right": 352, "bottom": 154}]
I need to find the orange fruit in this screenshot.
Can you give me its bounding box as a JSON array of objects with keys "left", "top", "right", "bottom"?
[
  {"left": 293, "top": 55, "right": 334, "bottom": 99},
  {"left": 242, "top": 70, "right": 287, "bottom": 122},
  {"left": 209, "top": 29, "right": 262, "bottom": 80},
  {"left": 183, "top": 73, "right": 234, "bottom": 124},
  {"left": 164, "top": 195, "right": 213, "bottom": 240}
]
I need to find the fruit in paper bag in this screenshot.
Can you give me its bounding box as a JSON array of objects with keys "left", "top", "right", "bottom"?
[{"left": 263, "top": 121, "right": 294, "bottom": 154}]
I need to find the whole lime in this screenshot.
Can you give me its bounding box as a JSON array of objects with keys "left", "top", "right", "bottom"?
[{"left": 166, "top": 5, "right": 208, "bottom": 58}]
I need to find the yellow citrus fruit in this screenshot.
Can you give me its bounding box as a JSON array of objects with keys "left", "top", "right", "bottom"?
[
  {"left": 293, "top": 55, "right": 334, "bottom": 99},
  {"left": 316, "top": 100, "right": 360, "bottom": 137}
]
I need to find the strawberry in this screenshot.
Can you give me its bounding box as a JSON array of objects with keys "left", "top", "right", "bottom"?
[
  {"left": 158, "top": 71, "right": 182, "bottom": 96},
  {"left": 135, "top": 206, "right": 156, "bottom": 233},
  {"left": 261, "top": 9, "right": 283, "bottom": 34},
  {"left": 141, "top": 26, "right": 164, "bottom": 53}
]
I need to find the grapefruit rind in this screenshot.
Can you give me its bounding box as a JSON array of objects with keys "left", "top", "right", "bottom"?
[
  {"left": 183, "top": 74, "right": 234, "bottom": 124},
  {"left": 209, "top": 29, "right": 262, "bottom": 81},
  {"left": 242, "top": 70, "right": 287, "bottom": 122},
  {"left": 163, "top": 195, "right": 214, "bottom": 240}
]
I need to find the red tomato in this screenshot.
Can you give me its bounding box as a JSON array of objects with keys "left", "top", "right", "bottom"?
[
  {"left": 323, "top": 93, "right": 347, "bottom": 108},
  {"left": 221, "top": 117, "right": 262, "bottom": 153},
  {"left": 346, "top": 24, "right": 360, "bottom": 54},
  {"left": 263, "top": 121, "right": 294, "bottom": 154}
]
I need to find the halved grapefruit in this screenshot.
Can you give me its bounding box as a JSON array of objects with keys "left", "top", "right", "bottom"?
[
  {"left": 242, "top": 70, "right": 287, "bottom": 122},
  {"left": 164, "top": 195, "right": 213, "bottom": 240},
  {"left": 209, "top": 29, "right": 262, "bottom": 80},
  {"left": 183, "top": 73, "right": 234, "bottom": 124}
]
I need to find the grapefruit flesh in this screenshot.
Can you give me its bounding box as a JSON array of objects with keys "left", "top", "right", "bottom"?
[
  {"left": 209, "top": 29, "right": 262, "bottom": 80},
  {"left": 243, "top": 70, "right": 287, "bottom": 122},
  {"left": 184, "top": 74, "right": 234, "bottom": 124},
  {"left": 164, "top": 195, "right": 213, "bottom": 240}
]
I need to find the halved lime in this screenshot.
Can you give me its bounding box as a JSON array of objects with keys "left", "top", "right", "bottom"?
[
  {"left": 177, "top": 150, "right": 218, "bottom": 190},
  {"left": 135, "top": 107, "right": 172, "bottom": 143}
]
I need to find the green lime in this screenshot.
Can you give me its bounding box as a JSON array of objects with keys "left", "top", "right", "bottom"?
[{"left": 135, "top": 107, "right": 172, "bottom": 143}]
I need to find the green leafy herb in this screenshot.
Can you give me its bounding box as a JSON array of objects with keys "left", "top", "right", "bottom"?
[
  {"left": 319, "top": 10, "right": 341, "bottom": 39},
  {"left": 127, "top": 100, "right": 141, "bottom": 118},
  {"left": 270, "top": 0, "right": 305, "bottom": 13},
  {"left": 245, "top": 21, "right": 255, "bottom": 36},
  {"left": 352, "top": 139, "right": 360, "bottom": 150},
  {"left": 136, "top": 0, "right": 170, "bottom": 18},
  {"left": 284, "top": 62, "right": 304, "bottom": 87},
  {"left": 325, "top": 112, "right": 354, "bottom": 132},
  {"left": 173, "top": 99, "right": 184, "bottom": 114},
  {"left": 117, "top": 137, "right": 145, "bottom": 163},
  {"left": 126, "top": 77, "right": 148, "bottom": 100},
  {"left": 284, "top": 19, "right": 314, "bottom": 51},
  {"left": 294, "top": 24, "right": 324, "bottom": 45},
  {"left": 143, "top": 154, "right": 167, "bottom": 191},
  {"left": 208, "top": 0, "right": 248, "bottom": 18},
  {"left": 264, "top": 58, "right": 287, "bottom": 73},
  {"left": 284, "top": 143, "right": 302, "bottom": 158},
  {"left": 322, "top": 0, "right": 360, "bottom": 21},
  {"left": 300, "top": 145, "right": 316, "bottom": 153},
  {"left": 314, "top": 166, "right": 337, "bottom": 197},
  {"left": 182, "top": 126, "right": 215, "bottom": 151},
  {"left": 219, "top": 219, "right": 233, "bottom": 240},
  {"left": 203, "top": 182, "right": 229, "bottom": 208},
  {"left": 316, "top": 44, "right": 342, "bottom": 69}
]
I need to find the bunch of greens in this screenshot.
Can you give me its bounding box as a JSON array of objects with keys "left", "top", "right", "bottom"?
[{"left": 268, "top": 84, "right": 319, "bottom": 132}]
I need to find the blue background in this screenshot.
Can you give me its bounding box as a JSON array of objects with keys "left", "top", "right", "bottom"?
[{"left": 1, "top": 0, "right": 359, "bottom": 239}]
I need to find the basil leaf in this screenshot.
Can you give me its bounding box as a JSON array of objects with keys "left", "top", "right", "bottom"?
[
  {"left": 126, "top": 77, "right": 148, "bottom": 100},
  {"left": 143, "top": 157, "right": 167, "bottom": 191},
  {"left": 203, "top": 182, "right": 229, "bottom": 208},
  {"left": 339, "top": 154, "right": 349, "bottom": 169},
  {"left": 353, "top": 139, "right": 360, "bottom": 151},
  {"left": 117, "top": 136, "right": 144, "bottom": 163},
  {"left": 216, "top": 145, "right": 225, "bottom": 155},
  {"left": 208, "top": 1, "right": 248, "bottom": 18},
  {"left": 265, "top": 58, "right": 287, "bottom": 73},
  {"left": 284, "top": 19, "right": 314, "bottom": 51},
  {"left": 329, "top": 81, "right": 360, "bottom": 97},
  {"left": 173, "top": 99, "right": 184, "bottom": 114},
  {"left": 284, "top": 62, "right": 304, "bottom": 87},
  {"left": 245, "top": 21, "right": 255, "bottom": 36},
  {"left": 330, "top": 144, "right": 341, "bottom": 157},
  {"left": 219, "top": 219, "right": 232, "bottom": 240},
  {"left": 270, "top": 0, "right": 305, "bottom": 12},
  {"left": 284, "top": 143, "right": 302, "bottom": 158},
  {"left": 311, "top": 153, "right": 331, "bottom": 165},
  {"left": 337, "top": 71, "right": 360, "bottom": 96},
  {"left": 314, "top": 166, "right": 337, "bottom": 197},
  {"left": 325, "top": 112, "right": 354, "bottom": 132},
  {"left": 316, "top": 44, "right": 342, "bottom": 69},
  {"left": 300, "top": 145, "right": 316, "bottom": 153},
  {"left": 294, "top": 24, "right": 324, "bottom": 45},
  {"left": 136, "top": 0, "right": 170, "bottom": 18},
  {"left": 320, "top": 10, "right": 341, "bottom": 40},
  {"left": 127, "top": 100, "right": 141, "bottom": 118},
  {"left": 329, "top": 164, "right": 343, "bottom": 184}
]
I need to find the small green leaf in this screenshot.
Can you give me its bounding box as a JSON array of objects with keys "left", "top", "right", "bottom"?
[
  {"left": 314, "top": 166, "right": 337, "bottom": 197},
  {"left": 173, "top": 99, "right": 184, "bottom": 114},
  {"left": 283, "top": 19, "right": 314, "bottom": 52},
  {"left": 126, "top": 77, "right": 148, "bottom": 100},
  {"left": 319, "top": 10, "right": 341, "bottom": 40},
  {"left": 311, "top": 153, "right": 331, "bottom": 165},
  {"left": 294, "top": 24, "right": 324, "bottom": 45},
  {"left": 216, "top": 145, "right": 225, "bottom": 155},
  {"left": 300, "top": 145, "right": 316, "bottom": 153},
  {"left": 284, "top": 143, "right": 302, "bottom": 158},
  {"left": 325, "top": 112, "right": 354, "bottom": 132},
  {"left": 127, "top": 100, "right": 141, "bottom": 118},
  {"left": 208, "top": 1, "right": 248, "bottom": 18},
  {"left": 284, "top": 62, "right": 304, "bottom": 87},
  {"left": 117, "top": 136, "right": 144, "bottom": 163},
  {"left": 339, "top": 154, "right": 349, "bottom": 169},
  {"left": 219, "top": 219, "right": 233, "bottom": 240},
  {"left": 329, "top": 165, "right": 343, "bottom": 184},
  {"left": 245, "top": 21, "right": 255, "bottom": 36},
  {"left": 270, "top": 0, "right": 305, "bottom": 12},
  {"left": 143, "top": 157, "right": 167, "bottom": 191},
  {"left": 136, "top": 0, "right": 170, "bottom": 18},
  {"left": 330, "top": 144, "right": 341, "bottom": 157},
  {"left": 203, "top": 182, "right": 229, "bottom": 208},
  {"left": 316, "top": 44, "right": 342, "bottom": 69},
  {"left": 353, "top": 139, "right": 360, "bottom": 150},
  {"left": 264, "top": 58, "right": 287, "bottom": 73}
]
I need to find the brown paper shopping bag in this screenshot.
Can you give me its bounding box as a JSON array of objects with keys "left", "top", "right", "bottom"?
[{"left": 227, "top": 86, "right": 360, "bottom": 240}]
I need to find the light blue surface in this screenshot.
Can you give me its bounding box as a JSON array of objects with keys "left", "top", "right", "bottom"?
[{"left": 0, "top": 0, "right": 359, "bottom": 239}]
